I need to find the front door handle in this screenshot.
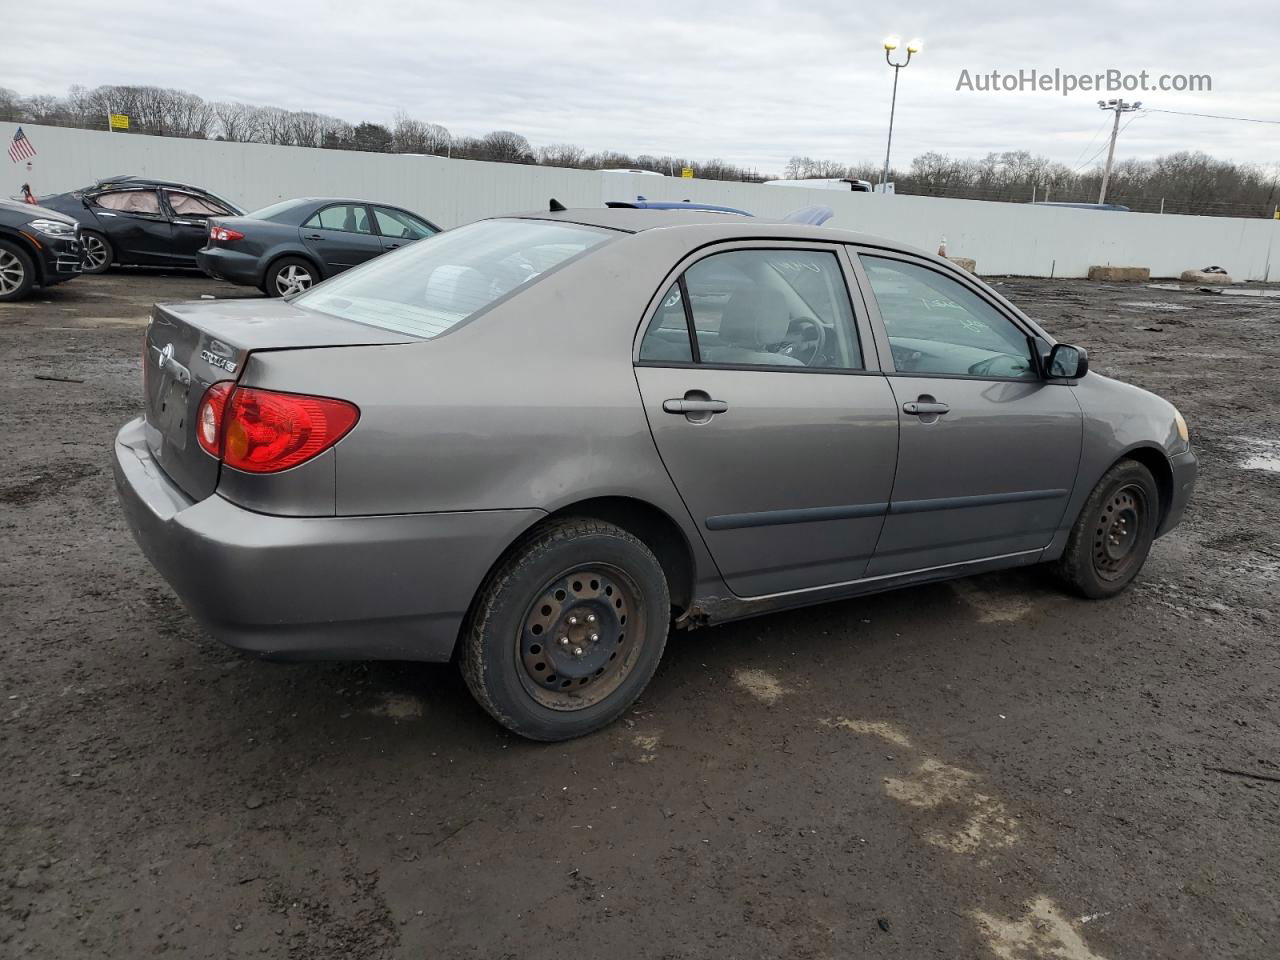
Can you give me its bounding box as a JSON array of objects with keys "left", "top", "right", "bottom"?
[
  {"left": 902, "top": 400, "right": 950, "bottom": 416},
  {"left": 305, "top": 233, "right": 324, "bottom": 240}
]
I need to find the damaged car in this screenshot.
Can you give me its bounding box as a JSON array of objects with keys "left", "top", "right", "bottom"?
[{"left": 113, "top": 205, "right": 1197, "bottom": 741}]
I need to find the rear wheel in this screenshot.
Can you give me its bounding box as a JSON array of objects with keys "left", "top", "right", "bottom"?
[
  {"left": 265, "top": 257, "right": 317, "bottom": 297},
  {"left": 460, "top": 518, "right": 671, "bottom": 741},
  {"left": 0, "top": 240, "right": 35, "bottom": 302},
  {"left": 80, "top": 230, "right": 112, "bottom": 274},
  {"left": 1054, "top": 459, "right": 1160, "bottom": 598}
]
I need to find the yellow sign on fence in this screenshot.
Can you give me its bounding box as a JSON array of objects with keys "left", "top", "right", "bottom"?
[
  {"left": 109, "top": 114, "right": 129, "bottom": 130},
  {"left": 681, "top": 166, "right": 694, "bottom": 179}
]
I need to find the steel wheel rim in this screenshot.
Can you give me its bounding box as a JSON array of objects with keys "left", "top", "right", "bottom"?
[
  {"left": 82, "top": 235, "right": 108, "bottom": 270},
  {"left": 517, "top": 564, "right": 644, "bottom": 711},
  {"left": 1092, "top": 483, "right": 1147, "bottom": 581},
  {"left": 275, "top": 265, "right": 313, "bottom": 296},
  {"left": 0, "top": 250, "right": 23, "bottom": 294}
]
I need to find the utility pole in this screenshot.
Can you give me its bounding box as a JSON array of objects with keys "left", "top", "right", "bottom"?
[{"left": 1096, "top": 98, "right": 1141, "bottom": 205}]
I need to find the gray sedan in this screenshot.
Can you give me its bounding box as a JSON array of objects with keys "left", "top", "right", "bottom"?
[
  {"left": 196, "top": 197, "right": 439, "bottom": 296},
  {"left": 113, "top": 207, "right": 1197, "bottom": 741}
]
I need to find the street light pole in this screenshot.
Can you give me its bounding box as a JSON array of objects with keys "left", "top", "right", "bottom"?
[
  {"left": 1096, "top": 98, "right": 1141, "bottom": 206},
  {"left": 880, "top": 36, "right": 922, "bottom": 194}
]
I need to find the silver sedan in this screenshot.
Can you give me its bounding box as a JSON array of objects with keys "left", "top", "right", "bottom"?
[{"left": 114, "top": 207, "right": 1197, "bottom": 740}]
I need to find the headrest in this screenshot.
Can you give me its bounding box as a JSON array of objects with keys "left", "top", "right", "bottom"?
[{"left": 716, "top": 287, "right": 791, "bottom": 348}]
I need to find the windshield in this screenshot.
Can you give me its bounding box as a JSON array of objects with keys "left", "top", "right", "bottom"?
[{"left": 292, "top": 219, "right": 613, "bottom": 339}]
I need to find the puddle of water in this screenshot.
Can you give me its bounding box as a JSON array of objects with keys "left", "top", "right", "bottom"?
[
  {"left": 1146, "top": 283, "right": 1280, "bottom": 299},
  {"left": 1117, "top": 300, "right": 1189, "bottom": 312},
  {"left": 1236, "top": 436, "right": 1280, "bottom": 473}
]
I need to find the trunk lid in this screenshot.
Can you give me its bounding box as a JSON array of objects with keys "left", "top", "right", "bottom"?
[{"left": 143, "top": 297, "right": 414, "bottom": 500}]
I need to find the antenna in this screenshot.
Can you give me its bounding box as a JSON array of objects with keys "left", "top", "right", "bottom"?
[{"left": 549, "top": 198, "right": 567, "bottom": 212}]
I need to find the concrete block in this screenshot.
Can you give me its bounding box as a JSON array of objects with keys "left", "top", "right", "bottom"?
[
  {"left": 946, "top": 256, "right": 977, "bottom": 273},
  {"left": 1179, "top": 270, "right": 1236, "bottom": 284},
  {"left": 1087, "top": 265, "right": 1150, "bottom": 282}
]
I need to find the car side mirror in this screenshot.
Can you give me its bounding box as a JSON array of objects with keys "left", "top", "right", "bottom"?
[{"left": 1046, "top": 343, "right": 1088, "bottom": 379}]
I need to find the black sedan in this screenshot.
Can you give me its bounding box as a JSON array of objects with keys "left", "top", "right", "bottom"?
[
  {"left": 198, "top": 198, "right": 440, "bottom": 296},
  {"left": 36, "top": 176, "right": 243, "bottom": 274},
  {"left": 0, "top": 199, "right": 82, "bottom": 302}
]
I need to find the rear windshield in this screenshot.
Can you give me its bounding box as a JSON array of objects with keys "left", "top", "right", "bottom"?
[
  {"left": 292, "top": 219, "right": 613, "bottom": 339},
  {"left": 247, "top": 199, "right": 307, "bottom": 221}
]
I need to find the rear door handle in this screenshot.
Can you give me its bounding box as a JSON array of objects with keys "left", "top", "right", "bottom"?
[
  {"left": 903, "top": 400, "right": 950, "bottom": 416},
  {"left": 663, "top": 398, "right": 728, "bottom": 415},
  {"left": 305, "top": 233, "right": 323, "bottom": 240}
]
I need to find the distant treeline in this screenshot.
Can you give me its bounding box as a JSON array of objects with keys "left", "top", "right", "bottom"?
[{"left": 3, "top": 84, "right": 1276, "bottom": 217}]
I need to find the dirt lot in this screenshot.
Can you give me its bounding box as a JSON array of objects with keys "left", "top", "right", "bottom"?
[{"left": 2, "top": 270, "right": 1278, "bottom": 959}]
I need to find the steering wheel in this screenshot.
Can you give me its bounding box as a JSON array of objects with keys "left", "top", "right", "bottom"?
[{"left": 773, "top": 317, "right": 826, "bottom": 366}]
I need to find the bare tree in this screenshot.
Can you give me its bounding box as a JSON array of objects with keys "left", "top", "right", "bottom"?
[
  {"left": 537, "top": 143, "right": 587, "bottom": 168},
  {"left": 480, "top": 130, "right": 534, "bottom": 163},
  {"left": 212, "top": 101, "right": 262, "bottom": 142}
]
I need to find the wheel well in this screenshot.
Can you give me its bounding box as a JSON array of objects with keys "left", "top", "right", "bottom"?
[
  {"left": 545, "top": 497, "right": 695, "bottom": 613},
  {"left": 1120, "top": 446, "right": 1173, "bottom": 526},
  {"left": 0, "top": 230, "right": 42, "bottom": 282},
  {"left": 261, "top": 251, "right": 322, "bottom": 286}
]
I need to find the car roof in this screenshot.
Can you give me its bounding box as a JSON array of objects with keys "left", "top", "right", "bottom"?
[{"left": 503, "top": 206, "right": 926, "bottom": 254}]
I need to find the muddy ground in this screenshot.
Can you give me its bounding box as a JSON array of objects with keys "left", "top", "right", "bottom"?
[{"left": 2, "top": 270, "right": 1278, "bottom": 959}]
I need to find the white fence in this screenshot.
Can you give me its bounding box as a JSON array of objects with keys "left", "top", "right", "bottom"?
[{"left": 5, "top": 122, "right": 1277, "bottom": 280}]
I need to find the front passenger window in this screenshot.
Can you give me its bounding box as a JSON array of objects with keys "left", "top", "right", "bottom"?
[{"left": 861, "top": 256, "right": 1036, "bottom": 379}]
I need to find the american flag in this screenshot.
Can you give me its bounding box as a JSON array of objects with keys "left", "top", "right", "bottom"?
[{"left": 8, "top": 127, "right": 37, "bottom": 164}]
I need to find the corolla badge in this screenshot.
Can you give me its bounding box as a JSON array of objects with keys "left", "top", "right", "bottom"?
[{"left": 200, "top": 348, "right": 238, "bottom": 373}]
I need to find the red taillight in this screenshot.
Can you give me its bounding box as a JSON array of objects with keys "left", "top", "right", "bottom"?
[
  {"left": 195, "top": 383, "right": 358, "bottom": 473},
  {"left": 209, "top": 225, "right": 244, "bottom": 243},
  {"left": 196, "top": 381, "right": 234, "bottom": 457}
]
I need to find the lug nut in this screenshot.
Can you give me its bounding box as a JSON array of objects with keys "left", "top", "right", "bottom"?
[
  {"left": 587, "top": 614, "right": 597, "bottom": 623},
  {"left": 590, "top": 633, "right": 599, "bottom": 643},
  {"left": 573, "top": 646, "right": 583, "bottom": 656},
  {"left": 568, "top": 616, "right": 578, "bottom": 626},
  {"left": 559, "top": 637, "right": 570, "bottom": 646}
]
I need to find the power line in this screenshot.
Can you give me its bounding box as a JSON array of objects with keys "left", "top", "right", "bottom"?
[
  {"left": 1144, "top": 107, "right": 1280, "bottom": 125},
  {"left": 1071, "top": 111, "right": 1144, "bottom": 175}
]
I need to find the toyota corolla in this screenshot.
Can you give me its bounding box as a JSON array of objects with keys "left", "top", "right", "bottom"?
[{"left": 113, "top": 206, "right": 1196, "bottom": 741}]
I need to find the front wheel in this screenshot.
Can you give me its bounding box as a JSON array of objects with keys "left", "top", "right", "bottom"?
[
  {"left": 1054, "top": 459, "right": 1160, "bottom": 598},
  {"left": 460, "top": 518, "right": 671, "bottom": 741},
  {"left": 0, "top": 240, "right": 35, "bottom": 302}
]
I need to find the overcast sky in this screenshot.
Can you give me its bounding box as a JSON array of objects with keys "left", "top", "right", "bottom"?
[{"left": 7, "top": 0, "right": 1278, "bottom": 174}]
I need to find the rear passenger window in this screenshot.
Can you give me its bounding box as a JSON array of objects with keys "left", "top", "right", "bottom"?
[
  {"left": 93, "top": 190, "right": 162, "bottom": 215},
  {"left": 639, "top": 284, "right": 693, "bottom": 362},
  {"left": 681, "top": 249, "right": 862, "bottom": 369}
]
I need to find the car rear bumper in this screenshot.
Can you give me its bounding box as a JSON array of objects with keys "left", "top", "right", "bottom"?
[
  {"left": 196, "top": 247, "right": 261, "bottom": 286},
  {"left": 113, "top": 416, "right": 543, "bottom": 661},
  {"left": 1156, "top": 448, "right": 1197, "bottom": 537}
]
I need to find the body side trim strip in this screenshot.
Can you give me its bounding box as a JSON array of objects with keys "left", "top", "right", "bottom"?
[{"left": 705, "top": 488, "right": 1069, "bottom": 531}]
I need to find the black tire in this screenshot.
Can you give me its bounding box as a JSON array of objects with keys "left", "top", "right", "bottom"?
[
  {"left": 1054, "top": 459, "right": 1160, "bottom": 599},
  {"left": 264, "top": 256, "right": 318, "bottom": 298},
  {"left": 460, "top": 518, "right": 671, "bottom": 741},
  {"left": 0, "top": 239, "right": 36, "bottom": 303},
  {"left": 80, "top": 230, "right": 112, "bottom": 274}
]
